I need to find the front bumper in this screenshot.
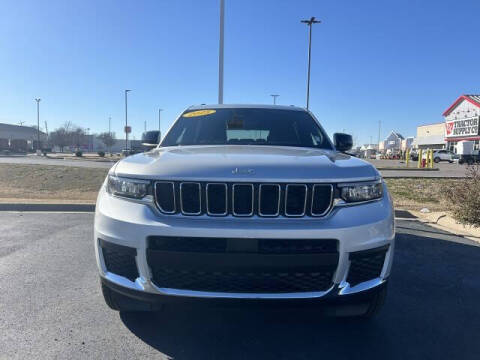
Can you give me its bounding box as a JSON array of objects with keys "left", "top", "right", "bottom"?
[{"left": 94, "top": 183, "right": 395, "bottom": 301}]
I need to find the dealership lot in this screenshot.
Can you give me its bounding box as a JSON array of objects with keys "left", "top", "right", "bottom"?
[{"left": 0, "top": 212, "right": 479, "bottom": 359}]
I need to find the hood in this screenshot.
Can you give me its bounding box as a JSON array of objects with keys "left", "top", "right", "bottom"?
[{"left": 114, "top": 145, "right": 379, "bottom": 183}]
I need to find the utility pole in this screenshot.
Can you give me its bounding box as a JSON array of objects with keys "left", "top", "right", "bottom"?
[
  {"left": 158, "top": 109, "right": 163, "bottom": 138},
  {"left": 144, "top": 120, "right": 146, "bottom": 133},
  {"left": 35, "top": 98, "right": 41, "bottom": 154},
  {"left": 270, "top": 94, "right": 279, "bottom": 105},
  {"left": 108, "top": 116, "right": 111, "bottom": 135},
  {"left": 218, "top": 0, "right": 225, "bottom": 104},
  {"left": 377, "top": 120, "right": 381, "bottom": 146},
  {"left": 301, "top": 17, "right": 321, "bottom": 110},
  {"left": 125, "top": 90, "right": 131, "bottom": 151},
  {"left": 44, "top": 121, "right": 48, "bottom": 142}
]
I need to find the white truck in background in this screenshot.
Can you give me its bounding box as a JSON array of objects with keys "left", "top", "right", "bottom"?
[{"left": 457, "top": 141, "right": 480, "bottom": 165}]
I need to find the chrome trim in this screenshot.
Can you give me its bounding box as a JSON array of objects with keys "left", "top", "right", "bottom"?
[
  {"left": 310, "top": 184, "right": 334, "bottom": 217},
  {"left": 179, "top": 182, "right": 202, "bottom": 215},
  {"left": 258, "top": 184, "right": 281, "bottom": 217},
  {"left": 285, "top": 184, "right": 307, "bottom": 217},
  {"left": 151, "top": 283, "right": 336, "bottom": 299},
  {"left": 154, "top": 181, "right": 176, "bottom": 214},
  {"left": 206, "top": 183, "right": 228, "bottom": 216},
  {"left": 232, "top": 183, "right": 254, "bottom": 217},
  {"left": 338, "top": 277, "right": 386, "bottom": 295}
]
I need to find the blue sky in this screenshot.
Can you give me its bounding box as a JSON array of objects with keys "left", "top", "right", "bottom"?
[{"left": 1, "top": 0, "right": 479, "bottom": 145}]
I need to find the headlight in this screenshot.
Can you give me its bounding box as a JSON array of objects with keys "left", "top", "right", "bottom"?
[
  {"left": 339, "top": 181, "right": 383, "bottom": 203},
  {"left": 107, "top": 175, "right": 150, "bottom": 199}
]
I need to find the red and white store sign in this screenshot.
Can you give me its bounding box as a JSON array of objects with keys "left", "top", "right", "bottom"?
[{"left": 445, "top": 116, "right": 479, "bottom": 138}]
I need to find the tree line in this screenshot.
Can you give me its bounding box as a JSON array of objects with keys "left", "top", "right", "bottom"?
[{"left": 47, "top": 121, "right": 116, "bottom": 152}]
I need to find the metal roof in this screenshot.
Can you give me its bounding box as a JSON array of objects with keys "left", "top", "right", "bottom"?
[{"left": 0, "top": 123, "right": 45, "bottom": 136}]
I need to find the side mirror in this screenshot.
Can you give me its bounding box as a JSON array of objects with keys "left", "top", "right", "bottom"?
[
  {"left": 141, "top": 131, "right": 160, "bottom": 149},
  {"left": 333, "top": 133, "right": 353, "bottom": 152}
]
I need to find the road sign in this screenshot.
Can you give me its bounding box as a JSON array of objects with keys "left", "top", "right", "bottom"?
[{"left": 124, "top": 126, "right": 132, "bottom": 134}]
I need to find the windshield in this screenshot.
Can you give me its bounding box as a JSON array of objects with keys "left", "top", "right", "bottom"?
[{"left": 161, "top": 108, "right": 333, "bottom": 149}]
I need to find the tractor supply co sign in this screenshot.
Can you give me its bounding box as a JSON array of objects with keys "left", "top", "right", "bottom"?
[{"left": 445, "top": 116, "right": 480, "bottom": 138}]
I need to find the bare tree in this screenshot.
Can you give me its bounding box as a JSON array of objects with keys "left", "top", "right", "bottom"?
[
  {"left": 49, "top": 121, "right": 72, "bottom": 152},
  {"left": 97, "top": 132, "right": 116, "bottom": 154}
]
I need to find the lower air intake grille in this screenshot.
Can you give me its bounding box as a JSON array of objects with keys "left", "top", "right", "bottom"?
[
  {"left": 99, "top": 239, "right": 138, "bottom": 282},
  {"left": 151, "top": 268, "right": 335, "bottom": 293},
  {"left": 347, "top": 245, "right": 389, "bottom": 286}
]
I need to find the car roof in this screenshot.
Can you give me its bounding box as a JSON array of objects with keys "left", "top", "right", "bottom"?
[{"left": 187, "top": 104, "right": 307, "bottom": 112}]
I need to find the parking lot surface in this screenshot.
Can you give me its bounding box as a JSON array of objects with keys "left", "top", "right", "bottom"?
[{"left": 1, "top": 212, "right": 479, "bottom": 359}]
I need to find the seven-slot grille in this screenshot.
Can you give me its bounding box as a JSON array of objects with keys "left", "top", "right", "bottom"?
[{"left": 154, "top": 181, "right": 333, "bottom": 217}]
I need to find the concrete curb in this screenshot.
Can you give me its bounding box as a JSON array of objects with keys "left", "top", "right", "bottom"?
[
  {"left": 0, "top": 203, "right": 95, "bottom": 212},
  {"left": 407, "top": 210, "right": 480, "bottom": 241}
]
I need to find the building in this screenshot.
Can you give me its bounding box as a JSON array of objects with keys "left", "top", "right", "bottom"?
[
  {"left": 442, "top": 94, "right": 480, "bottom": 153},
  {"left": 413, "top": 122, "right": 446, "bottom": 150},
  {"left": 401, "top": 136, "right": 414, "bottom": 151},
  {"left": 380, "top": 131, "right": 404, "bottom": 154},
  {"left": 0, "top": 123, "right": 46, "bottom": 151}
]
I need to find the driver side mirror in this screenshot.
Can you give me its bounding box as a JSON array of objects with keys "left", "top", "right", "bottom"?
[
  {"left": 333, "top": 133, "right": 353, "bottom": 152},
  {"left": 141, "top": 130, "right": 160, "bottom": 149}
]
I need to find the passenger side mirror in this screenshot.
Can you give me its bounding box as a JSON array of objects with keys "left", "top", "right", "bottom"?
[
  {"left": 141, "top": 131, "right": 160, "bottom": 149},
  {"left": 333, "top": 133, "right": 353, "bottom": 152}
]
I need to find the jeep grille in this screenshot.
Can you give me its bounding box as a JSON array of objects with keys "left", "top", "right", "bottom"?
[{"left": 154, "top": 181, "right": 333, "bottom": 217}]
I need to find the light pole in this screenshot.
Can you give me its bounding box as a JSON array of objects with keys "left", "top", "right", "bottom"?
[
  {"left": 108, "top": 116, "right": 111, "bottom": 135},
  {"left": 158, "top": 109, "right": 163, "bottom": 138},
  {"left": 125, "top": 89, "right": 131, "bottom": 151},
  {"left": 218, "top": 0, "right": 225, "bottom": 104},
  {"left": 270, "top": 94, "right": 280, "bottom": 105},
  {"left": 301, "top": 16, "right": 321, "bottom": 110},
  {"left": 35, "top": 98, "right": 41, "bottom": 153}
]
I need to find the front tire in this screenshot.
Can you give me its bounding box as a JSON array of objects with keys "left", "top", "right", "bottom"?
[{"left": 434, "top": 157, "right": 441, "bottom": 163}]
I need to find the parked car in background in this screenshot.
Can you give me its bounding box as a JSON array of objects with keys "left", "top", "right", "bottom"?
[{"left": 432, "top": 150, "right": 454, "bottom": 163}]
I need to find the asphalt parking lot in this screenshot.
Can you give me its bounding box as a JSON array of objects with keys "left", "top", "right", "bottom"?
[{"left": 1, "top": 212, "right": 479, "bottom": 359}]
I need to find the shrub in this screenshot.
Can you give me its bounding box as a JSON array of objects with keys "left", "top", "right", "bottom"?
[
  {"left": 75, "top": 150, "right": 83, "bottom": 157},
  {"left": 441, "top": 165, "right": 480, "bottom": 227},
  {"left": 97, "top": 151, "right": 105, "bottom": 157}
]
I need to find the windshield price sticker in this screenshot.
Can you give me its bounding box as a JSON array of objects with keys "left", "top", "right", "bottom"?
[{"left": 183, "top": 110, "right": 217, "bottom": 118}]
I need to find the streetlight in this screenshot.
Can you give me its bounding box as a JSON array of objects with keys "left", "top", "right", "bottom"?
[
  {"left": 158, "top": 109, "right": 163, "bottom": 138},
  {"left": 35, "top": 98, "right": 41, "bottom": 154},
  {"left": 270, "top": 94, "right": 280, "bottom": 105},
  {"left": 218, "top": 0, "right": 225, "bottom": 104},
  {"left": 301, "top": 16, "right": 321, "bottom": 110},
  {"left": 124, "top": 89, "right": 131, "bottom": 151}
]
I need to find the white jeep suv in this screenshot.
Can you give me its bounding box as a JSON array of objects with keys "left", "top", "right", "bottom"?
[{"left": 94, "top": 105, "right": 395, "bottom": 317}]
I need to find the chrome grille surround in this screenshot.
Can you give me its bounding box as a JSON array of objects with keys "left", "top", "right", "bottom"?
[
  {"left": 311, "top": 184, "right": 334, "bottom": 217},
  {"left": 285, "top": 184, "right": 308, "bottom": 217},
  {"left": 154, "top": 181, "right": 176, "bottom": 214},
  {"left": 179, "top": 182, "right": 201, "bottom": 215},
  {"left": 154, "top": 181, "right": 334, "bottom": 218},
  {"left": 232, "top": 183, "right": 254, "bottom": 217},
  {"left": 206, "top": 183, "right": 228, "bottom": 216},
  {"left": 258, "top": 184, "right": 281, "bottom": 217}
]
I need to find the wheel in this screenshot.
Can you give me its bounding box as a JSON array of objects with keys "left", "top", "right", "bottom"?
[
  {"left": 467, "top": 158, "right": 474, "bottom": 165},
  {"left": 101, "top": 282, "right": 155, "bottom": 312},
  {"left": 449, "top": 160, "right": 453, "bottom": 163},
  {"left": 434, "top": 157, "right": 440, "bottom": 163}
]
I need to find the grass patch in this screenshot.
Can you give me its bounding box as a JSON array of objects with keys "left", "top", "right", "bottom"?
[
  {"left": 385, "top": 178, "right": 456, "bottom": 211},
  {"left": 0, "top": 164, "right": 108, "bottom": 203}
]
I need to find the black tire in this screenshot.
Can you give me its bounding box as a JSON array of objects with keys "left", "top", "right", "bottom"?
[
  {"left": 101, "top": 282, "right": 155, "bottom": 312},
  {"left": 467, "top": 158, "right": 474, "bottom": 165},
  {"left": 361, "top": 284, "right": 388, "bottom": 318},
  {"left": 434, "top": 157, "right": 440, "bottom": 163}
]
